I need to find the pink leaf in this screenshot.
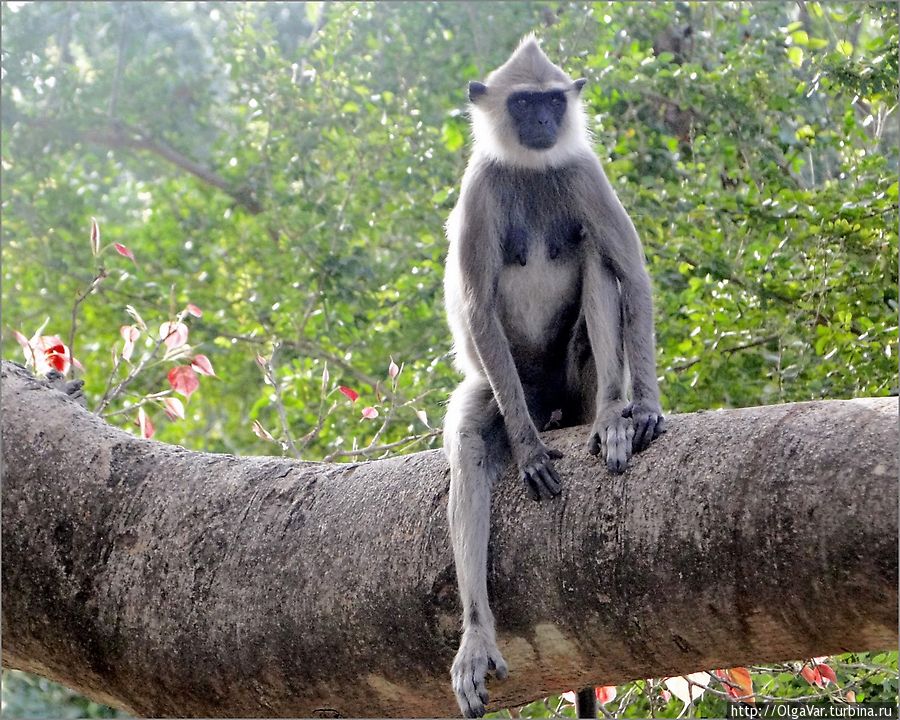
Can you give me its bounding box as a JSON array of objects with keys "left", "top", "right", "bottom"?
[
  {"left": 163, "top": 396, "right": 185, "bottom": 421},
  {"left": 137, "top": 407, "right": 155, "bottom": 439},
  {"left": 338, "top": 385, "right": 359, "bottom": 402},
  {"left": 90, "top": 217, "right": 101, "bottom": 256},
  {"left": 255, "top": 354, "right": 267, "bottom": 370},
  {"left": 321, "top": 364, "right": 330, "bottom": 388},
  {"left": 252, "top": 420, "right": 276, "bottom": 442},
  {"left": 114, "top": 242, "right": 137, "bottom": 266},
  {"left": 361, "top": 406, "right": 379, "bottom": 419},
  {"left": 415, "top": 409, "right": 430, "bottom": 428},
  {"left": 20, "top": 334, "right": 73, "bottom": 375},
  {"left": 560, "top": 692, "right": 577, "bottom": 705},
  {"left": 186, "top": 303, "right": 203, "bottom": 317},
  {"left": 12, "top": 330, "right": 30, "bottom": 350},
  {"left": 388, "top": 358, "right": 400, "bottom": 379},
  {"left": 159, "top": 321, "right": 189, "bottom": 350},
  {"left": 167, "top": 365, "right": 199, "bottom": 399},
  {"left": 190, "top": 354, "right": 216, "bottom": 377},
  {"left": 120, "top": 324, "right": 140, "bottom": 361},
  {"left": 595, "top": 686, "right": 617, "bottom": 705}
]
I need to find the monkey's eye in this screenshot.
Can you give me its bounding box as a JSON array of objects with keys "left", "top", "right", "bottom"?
[
  {"left": 550, "top": 96, "right": 562, "bottom": 105},
  {"left": 517, "top": 98, "right": 528, "bottom": 107}
]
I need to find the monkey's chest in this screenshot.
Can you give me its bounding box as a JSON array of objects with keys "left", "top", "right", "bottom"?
[
  {"left": 501, "top": 218, "right": 583, "bottom": 267},
  {"left": 496, "top": 240, "right": 582, "bottom": 351}
]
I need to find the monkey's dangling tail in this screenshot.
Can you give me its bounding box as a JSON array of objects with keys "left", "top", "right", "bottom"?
[{"left": 575, "top": 687, "right": 597, "bottom": 719}]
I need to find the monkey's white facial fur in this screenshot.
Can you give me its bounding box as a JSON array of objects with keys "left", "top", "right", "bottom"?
[{"left": 468, "top": 35, "right": 591, "bottom": 169}]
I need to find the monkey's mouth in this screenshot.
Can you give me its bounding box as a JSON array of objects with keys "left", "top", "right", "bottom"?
[{"left": 519, "top": 134, "right": 557, "bottom": 150}]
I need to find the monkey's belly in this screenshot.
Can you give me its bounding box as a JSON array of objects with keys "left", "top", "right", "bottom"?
[{"left": 496, "top": 251, "right": 581, "bottom": 354}]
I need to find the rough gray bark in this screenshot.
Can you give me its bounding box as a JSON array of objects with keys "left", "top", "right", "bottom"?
[{"left": 1, "top": 361, "right": 897, "bottom": 718}]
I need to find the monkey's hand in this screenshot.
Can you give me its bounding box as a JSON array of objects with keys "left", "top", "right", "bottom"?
[
  {"left": 451, "top": 626, "right": 509, "bottom": 718},
  {"left": 622, "top": 399, "right": 666, "bottom": 453},
  {"left": 586, "top": 401, "right": 635, "bottom": 474},
  {"left": 512, "top": 438, "right": 563, "bottom": 501}
]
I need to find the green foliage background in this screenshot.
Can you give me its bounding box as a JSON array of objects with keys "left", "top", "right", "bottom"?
[{"left": 1, "top": 1, "right": 897, "bottom": 717}]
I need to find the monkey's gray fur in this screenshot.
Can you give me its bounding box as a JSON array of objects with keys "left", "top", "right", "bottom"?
[{"left": 443, "top": 36, "right": 665, "bottom": 717}]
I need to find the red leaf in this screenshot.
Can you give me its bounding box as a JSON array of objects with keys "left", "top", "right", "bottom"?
[
  {"left": 595, "top": 686, "right": 617, "bottom": 705},
  {"left": 361, "top": 406, "right": 379, "bottom": 419},
  {"left": 168, "top": 365, "right": 199, "bottom": 399},
  {"left": 190, "top": 354, "right": 216, "bottom": 377},
  {"left": 114, "top": 242, "right": 137, "bottom": 266},
  {"left": 44, "top": 344, "right": 70, "bottom": 373},
  {"left": 338, "top": 385, "right": 359, "bottom": 402},
  {"left": 800, "top": 665, "right": 823, "bottom": 688},
  {"left": 186, "top": 303, "right": 203, "bottom": 317},
  {"left": 159, "top": 321, "right": 189, "bottom": 350},
  {"left": 163, "top": 396, "right": 185, "bottom": 421},
  {"left": 137, "top": 407, "right": 155, "bottom": 439},
  {"left": 716, "top": 668, "right": 754, "bottom": 702},
  {"left": 817, "top": 663, "right": 837, "bottom": 686},
  {"left": 90, "top": 217, "right": 101, "bottom": 256},
  {"left": 388, "top": 358, "right": 400, "bottom": 379}
]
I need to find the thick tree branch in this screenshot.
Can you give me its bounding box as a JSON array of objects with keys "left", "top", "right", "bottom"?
[
  {"left": 35, "top": 117, "right": 263, "bottom": 214},
  {"left": 1, "top": 361, "right": 896, "bottom": 718}
]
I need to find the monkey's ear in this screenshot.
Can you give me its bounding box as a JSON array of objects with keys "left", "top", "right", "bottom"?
[
  {"left": 468, "top": 81, "right": 488, "bottom": 103},
  {"left": 573, "top": 78, "right": 587, "bottom": 95}
]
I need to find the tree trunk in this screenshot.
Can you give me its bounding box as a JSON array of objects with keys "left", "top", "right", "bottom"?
[{"left": 1, "top": 361, "right": 896, "bottom": 718}]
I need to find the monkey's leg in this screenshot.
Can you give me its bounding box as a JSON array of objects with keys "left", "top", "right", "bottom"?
[
  {"left": 575, "top": 687, "right": 598, "bottom": 718},
  {"left": 445, "top": 377, "right": 510, "bottom": 718},
  {"left": 582, "top": 259, "right": 634, "bottom": 473}
]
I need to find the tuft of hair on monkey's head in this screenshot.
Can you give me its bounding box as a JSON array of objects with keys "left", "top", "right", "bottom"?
[{"left": 466, "top": 34, "right": 590, "bottom": 169}]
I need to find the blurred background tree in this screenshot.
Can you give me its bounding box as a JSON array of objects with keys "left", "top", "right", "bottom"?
[{"left": 1, "top": 1, "right": 896, "bottom": 717}]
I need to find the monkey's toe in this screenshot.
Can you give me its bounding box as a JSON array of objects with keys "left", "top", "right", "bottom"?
[
  {"left": 451, "top": 632, "right": 507, "bottom": 718},
  {"left": 603, "top": 417, "right": 634, "bottom": 474}
]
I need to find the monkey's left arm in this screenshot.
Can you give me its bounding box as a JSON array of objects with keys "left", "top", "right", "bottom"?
[{"left": 575, "top": 156, "right": 665, "bottom": 452}]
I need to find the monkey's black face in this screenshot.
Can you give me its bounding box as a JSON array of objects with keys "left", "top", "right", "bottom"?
[{"left": 506, "top": 90, "right": 568, "bottom": 150}]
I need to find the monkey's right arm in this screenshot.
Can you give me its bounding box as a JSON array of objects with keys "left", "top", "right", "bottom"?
[{"left": 448, "top": 177, "right": 562, "bottom": 500}]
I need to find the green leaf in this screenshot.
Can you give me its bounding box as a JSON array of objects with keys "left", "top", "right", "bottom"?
[
  {"left": 441, "top": 122, "right": 465, "bottom": 153},
  {"left": 788, "top": 46, "right": 804, "bottom": 67}
]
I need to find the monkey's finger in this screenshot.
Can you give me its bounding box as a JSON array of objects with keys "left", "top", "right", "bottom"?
[
  {"left": 625, "top": 422, "right": 635, "bottom": 460},
  {"left": 536, "top": 464, "right": 560, "bottom": 498},
  {"left": 489, "top": 656, "right": 509, "bottom": 681},
  {"left": 621, "top": 402, "right": 634, "bottom": 418},
  {"left": 587, "top": 433, "right": 601, "bottom": 456},
  {"left": 547, "top": 447, "right": 564, "bottom": 460},
  {"left": 607, "top": 423, "right": 631, "bottom": 473},
  {"left": 653, "top": 415, "right": 667, "bottom": 437},
  {"left": 634, "top": 415, "right": 657, "bottom": 452},
  {"left": 522, "top": 471, "right": 541, "bottom": 502}
]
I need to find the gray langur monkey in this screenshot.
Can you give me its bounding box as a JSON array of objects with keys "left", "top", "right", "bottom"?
[{"left": 442, "top": 36, "right": 665, "bottom": 718}]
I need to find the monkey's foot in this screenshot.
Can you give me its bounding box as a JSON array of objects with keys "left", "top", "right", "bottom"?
[
  {"left": 451, "top": 628, "right": 508, "bottom": 718},
  {"left": 587, "top": 408, "right": 634, "bottom": 474},
  {"left": 622, "top": 400, "right": 666, "bottom": 453},
  {"left": 516, "top": 443, "right": 563, "bottom": 501}
]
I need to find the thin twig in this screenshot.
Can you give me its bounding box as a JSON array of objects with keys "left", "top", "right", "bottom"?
[
  {"left": 261, "top": 344, "right": 301, "bottom": 459},
  {"left": 323, "top": 429, "right": 442, "bottom": 462},
  {"left": 68, "top": 269, "right": 107, "bottom": 364}
]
